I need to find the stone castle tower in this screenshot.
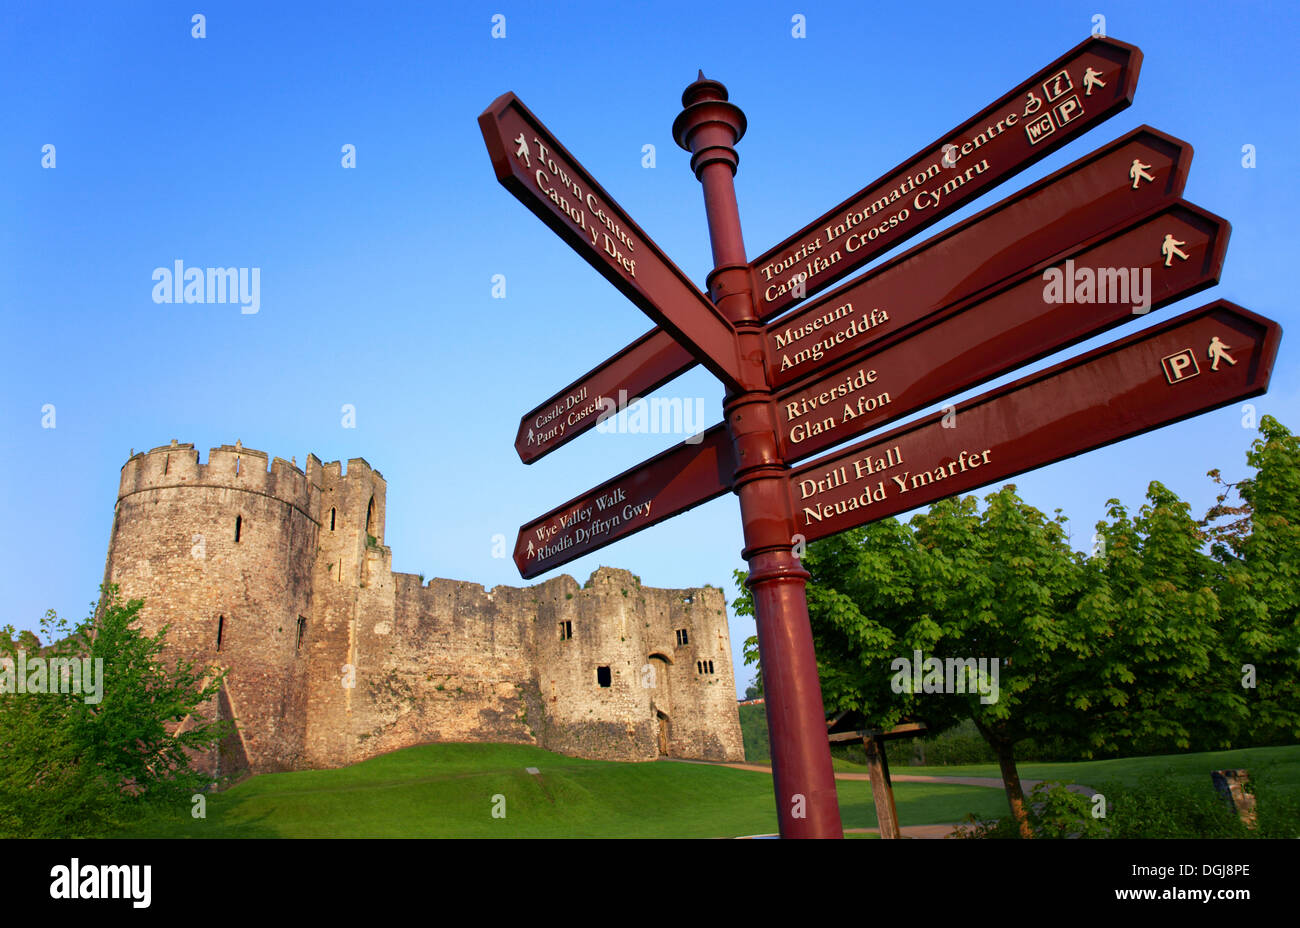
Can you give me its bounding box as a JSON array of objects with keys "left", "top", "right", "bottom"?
[{"left": 101, "top": 440, "right": 744, "bottom": 778}]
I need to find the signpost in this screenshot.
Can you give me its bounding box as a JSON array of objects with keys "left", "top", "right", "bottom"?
[
  {"left": 509, "top": 39, "right": 1150, "bottom": 464},
  {"left": 482, "top": 37, "right": 1281, "bottom": 839}
]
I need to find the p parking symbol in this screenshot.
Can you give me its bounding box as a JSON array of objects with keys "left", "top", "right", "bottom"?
[{"left": 1161, "top": 349, "right": 1200, "bottom": 384}]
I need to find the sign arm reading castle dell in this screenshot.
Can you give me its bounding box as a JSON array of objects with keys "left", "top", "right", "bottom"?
[{"left": 480, "top": 36, "right": 1281, "bottom": 839}]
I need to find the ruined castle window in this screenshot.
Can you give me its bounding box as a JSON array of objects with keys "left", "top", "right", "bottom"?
[
  {"left": 366, "top": 496, "right": 375, "bottom": 534},
  {"left": 675, "top": 628, "right": 689, "bottom": 646},
  {"left": 559, "top": 620, "right": 572, "bottom": 641},
  {"left": 296, "top": 617, "right": 307, "bottom": 652},
  {"left": 596, "top": 665, "right": 611, "bottom": 688},
  {"left": 683, "top": 595, "right": 693, "bottom": 605},
  {"left": 234, "top": 515, "right": 242, "bottom": 543},
  {"left": 330, "top": 507, "right": 336, "bottom": 531},
  {"left": 696, "top": 660, "right": 714, "bottom": 676},
  {"left": 216, "top": 616, "right": 225, "bottom": 651}
]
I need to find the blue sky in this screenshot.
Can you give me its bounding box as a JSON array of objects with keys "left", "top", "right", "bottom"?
[{"left": 3, "top": 0, "right": 1298, "bottom": 697}]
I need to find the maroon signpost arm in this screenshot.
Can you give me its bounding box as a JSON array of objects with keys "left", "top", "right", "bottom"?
[{"left": 673, "top": 74, "right": 844, "bottom": 839}]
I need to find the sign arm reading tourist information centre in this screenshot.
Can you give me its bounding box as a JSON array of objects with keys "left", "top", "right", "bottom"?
[{"left": 480, "top": 35, "right": 1282, "bottom": 839}]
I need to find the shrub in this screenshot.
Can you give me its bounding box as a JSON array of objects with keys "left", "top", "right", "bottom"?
[{"left": 950, "top": 781, "right": 1107, "bottom": 839}]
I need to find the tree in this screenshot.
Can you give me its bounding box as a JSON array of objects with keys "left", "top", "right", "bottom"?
[
  {"left": 0, "top": 585, "right": 227, "bottom": 837},
  {"left": 732, "top": 518, "right": 969, "bottom": 780},
  {"left": 1201, "top": 416, "right": 1300, "bottom": 745},
  {"left": 1068, "top": 482, "right": 1239, "bottom": 757},
  {"left": 907, "top": 487, "right": 1087, "bottom": 837}
]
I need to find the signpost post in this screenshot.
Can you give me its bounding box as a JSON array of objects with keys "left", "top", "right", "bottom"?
[{"left": 481, "top": 37, "right": 1281, "bottom": 839}]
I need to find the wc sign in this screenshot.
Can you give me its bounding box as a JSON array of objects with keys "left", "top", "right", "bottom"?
[{"left": 1162, "top": 348, "right": 1200, "bottom": 383}]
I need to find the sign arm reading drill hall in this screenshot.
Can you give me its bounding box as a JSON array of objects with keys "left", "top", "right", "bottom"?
[{"left": 483, "top": 35, "right": 1281, "bottom": 839}]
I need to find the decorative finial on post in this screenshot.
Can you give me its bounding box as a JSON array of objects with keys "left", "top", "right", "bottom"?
[{"left": 673, "top": 74, "right": 745, "bottom": 180}]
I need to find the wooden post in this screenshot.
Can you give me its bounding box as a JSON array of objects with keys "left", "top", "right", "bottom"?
[{"left": 864, "top": 735, "right": 902, "bottom": 839}]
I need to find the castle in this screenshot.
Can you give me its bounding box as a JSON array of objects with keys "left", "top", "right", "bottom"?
[{"left": 100, "top": 440, "right": 744, "bottom": 778}]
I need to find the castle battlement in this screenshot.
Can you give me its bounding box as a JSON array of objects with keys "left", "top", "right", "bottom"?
[
  {"left": 100, "top": 442, "right": 744, "bottom": 777},
  {"left": 118, "top": 440, "right": 316, "bottom": 517}
]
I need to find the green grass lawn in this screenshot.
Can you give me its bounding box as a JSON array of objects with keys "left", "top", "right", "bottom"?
[
  {"left": 118, "top": 742, "right": 1299, "bottom": 838},
  {"left": 850, "top": 744, "right": 1300, "bottom": 800},
  {"left": 120, "top": 742, "right": 1008, "bottom": 838}
]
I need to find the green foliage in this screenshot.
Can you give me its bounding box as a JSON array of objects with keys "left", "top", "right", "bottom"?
[
  {"left": 1090, "top": 767, "right": 1300, "bottom": 838},
  {"left": 0, "top": 585, "right": 228, "bottom": 837},
  {"left": 738, "top": 703, "right": 770, "bottom": 762},
  {"left": 1203, "top": 416, "right": 1300, "bottom": 746},
  {"left": 912, "top": 720, "right": 997, "bottom": 766},
  {"left": 951, "top": 780, "right": 1107, "bottom": 839}
]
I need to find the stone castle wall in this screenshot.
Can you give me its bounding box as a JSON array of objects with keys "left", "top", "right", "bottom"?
[{"left": 101, "top": 441, "right": 744, "bottom": 778}]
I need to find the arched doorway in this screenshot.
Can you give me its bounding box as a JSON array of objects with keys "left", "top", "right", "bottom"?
[{"left": 648, "top": 653, "right": 672, "bottom": 756}]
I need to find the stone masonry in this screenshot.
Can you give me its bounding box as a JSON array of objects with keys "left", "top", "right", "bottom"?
[{"left": 100, "top": 441, "right": 744, "bottom": 778}]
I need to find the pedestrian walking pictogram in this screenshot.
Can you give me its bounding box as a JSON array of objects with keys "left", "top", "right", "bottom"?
[
  {"left": 1209, "top": 335, "right": 1238, "bottom": 370},
  {"left": 1162, "top": 232, "right": 1190, "bottom": 265},
  {"left": 1130, "top": 158, "right": 1155, "bottom": 188},
  {"left": 1084, "top": 66, "right": 1107, "bottom": 95}
]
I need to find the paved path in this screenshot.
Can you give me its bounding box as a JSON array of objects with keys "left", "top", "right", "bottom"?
[{"left": 666, "top": 759, "right": 1096, "bottom": 838}]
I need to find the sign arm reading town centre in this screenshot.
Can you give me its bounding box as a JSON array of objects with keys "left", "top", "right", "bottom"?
[{"left": 480, "top": 38, "right": 1281, "bottom": 840}]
